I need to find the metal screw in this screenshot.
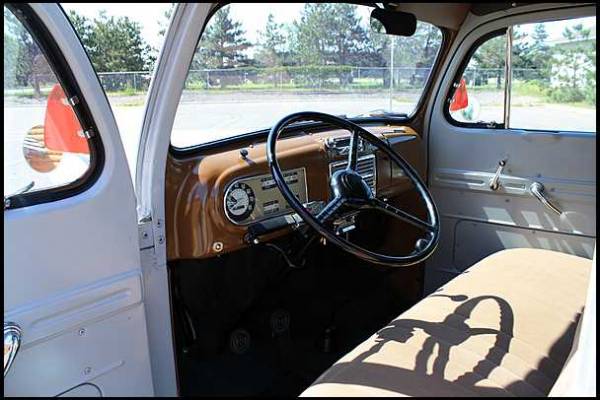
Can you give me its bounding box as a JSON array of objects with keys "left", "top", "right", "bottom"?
[
  {"left": 156, "top": 219, "right": 162, "bottom": 228},
  {"left": 83, "top": 367, "right": 92, "bottom": 375},
  {"left": 142, "top": 232, "right": 149, "bottom": 239},
  {"left": 158, "top": 236, "right": 165, "bottom": 244},
  {"left": 213, "top": 242, "right": 224, "bottom": 252},
  {"left": 78, "top": 328, "right": 86, "bottom": 336}
]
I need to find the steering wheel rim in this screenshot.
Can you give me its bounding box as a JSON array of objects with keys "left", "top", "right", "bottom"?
[{"left": 267, "top": 111, "right": 440, "bottom": 267}]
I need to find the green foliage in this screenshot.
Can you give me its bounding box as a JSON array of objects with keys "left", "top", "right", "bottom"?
[
  {"left": 4, "top": 7, "right": 54, "bottom": 96},
  {"left": 548, "top": 24, "right": 595, "bottom": 105},
  {"left": 255, "top": 13, "right": 287, "bottom": 67},
  {"left": 548, "top": 86, "right": 586, "bottom": 103},
  {"left": 471, "top": 35, "right": 506, "bottom": 89},
  {"left": 194, "top": 5, "right": 251, "bottom": 71},
  {"left": 3, "top": 22, "right": 18, "bottom": 88},
  {"left": 67, "top": 9, "right": 155, "bottom": 79}
]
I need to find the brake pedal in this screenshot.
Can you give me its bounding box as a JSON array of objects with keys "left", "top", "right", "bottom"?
[
  {"left": 229, "top": 328, "right": 251, "bottom": 355},
  {"left": 270, "top": 309, "right": 290, "bottom": 337}
]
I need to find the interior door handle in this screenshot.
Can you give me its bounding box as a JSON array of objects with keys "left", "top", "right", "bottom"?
[
  {"left": 530, "top": 182, "right": 563, "bottom": 215},
  {"left": 4, "top": 322, "right": 22, "bottom": 377}
]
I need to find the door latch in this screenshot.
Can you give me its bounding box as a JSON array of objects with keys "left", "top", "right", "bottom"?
[
  {"left": 530, "top": 182, "right": 563, "bottom": 215},
  {"left": 4, "top": 322, "right": 22, "bottom": 377},
  {"left": 489, "top": 159, "right": 507, "bottom": 191}
]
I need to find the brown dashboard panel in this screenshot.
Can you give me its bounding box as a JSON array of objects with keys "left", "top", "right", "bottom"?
[{"left": 166, "top": 124, "right": 421, "bottom": 261}]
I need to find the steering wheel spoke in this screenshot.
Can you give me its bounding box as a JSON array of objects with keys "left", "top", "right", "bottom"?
[
  {"left": 267, "top": 111, "right": 439, "bottom": 267},
  {"left": 371, "top": 198, "right": 434, "bottom": 232},
  {"left": 346, "top": 130, "right": 360, "bottom": 171},
  {"left": 316, "top": 196, "right": 346, "bottom": 223}
]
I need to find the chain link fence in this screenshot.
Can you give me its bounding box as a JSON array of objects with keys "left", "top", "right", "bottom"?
[{"left": 4, "top": 66, "right": 554, "bottom": 97}]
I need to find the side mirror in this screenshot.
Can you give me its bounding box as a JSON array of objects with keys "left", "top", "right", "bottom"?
[
  {"left": 370, "top": 8, "right": 417, "bottom": 37},
  {"left": 22, "top": 83, "right": 89, "bottom": 173},
  {"left": 449, "top": 78, "right": 481, "bottom": 122},
  {"left": 449, "top": 78, "right": 469, "bottom": 112},
  {"left": 43, "top": 84, "right": 89, "bottom": 154}
]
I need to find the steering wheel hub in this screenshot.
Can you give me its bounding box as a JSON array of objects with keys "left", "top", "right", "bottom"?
[{"left": 331, "top": 169, "right": 373, "bottom": 200}]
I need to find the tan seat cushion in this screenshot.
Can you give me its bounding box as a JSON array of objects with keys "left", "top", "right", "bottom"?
[{"left": 301, "top": 248, "right": 592, "bottom": 397}]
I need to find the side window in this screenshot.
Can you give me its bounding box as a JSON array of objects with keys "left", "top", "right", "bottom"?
[
  {"left": 447, "top": 15, "right": 596, "bottom": 133},
  {"left": 510, "top": 17, "right": 596, "bottom": 132},
  {"left": 448, "top": 32, "right": 507, "bottom": 126},
  {"left": 4, "top": 6, "right": 92, "bottom": 205}
]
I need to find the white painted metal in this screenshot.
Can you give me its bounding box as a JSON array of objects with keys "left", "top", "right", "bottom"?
[
  {"left": 135, "top": 3, "right": 215, "bottom": 396},
  {"left": 4, "top": 3, "right": 153, "bottom": 396},
  {"left": 550, "top": 244, "right": 596, "bottom": 396},
  {"left": 423, "top": 4, "right": 596, "bottom": 292}
]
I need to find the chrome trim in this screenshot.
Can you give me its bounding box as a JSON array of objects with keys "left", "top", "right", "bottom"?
[
  {"left": 504, "top": 26, "right": 513, "bottom": 128},
  {"left": 223, "top": 167, "right": 308, "bottom": 226},
  {"left": 530, "top": 182, "right": 563, "bottom": 215},
  {"left": 4, "top": 322, "right": 22, "bottom": 377},
  {"left": 489, "top": 159, "right": 507, "bottom": 191}
]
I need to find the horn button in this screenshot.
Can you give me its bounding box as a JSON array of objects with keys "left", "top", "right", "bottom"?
[{"left": 331, "top": 169, "right": 373, "bottom": 200}]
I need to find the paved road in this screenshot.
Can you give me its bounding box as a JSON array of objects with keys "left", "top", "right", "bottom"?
[{"left": 4, "top": 93, "right": 596, "bottom": 196}]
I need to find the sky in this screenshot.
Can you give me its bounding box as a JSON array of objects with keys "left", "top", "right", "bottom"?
[{"left": 60, "top": 3, "right": 595, "bottom": 52}]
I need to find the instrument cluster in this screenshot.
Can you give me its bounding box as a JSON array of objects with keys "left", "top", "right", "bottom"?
[{"left": 224, "top": 168, "right": 308, "bottom": 225}]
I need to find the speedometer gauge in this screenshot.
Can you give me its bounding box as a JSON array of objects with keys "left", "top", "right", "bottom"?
[{"left": 225, "top": 182, "right": 255, "bottom": 222}]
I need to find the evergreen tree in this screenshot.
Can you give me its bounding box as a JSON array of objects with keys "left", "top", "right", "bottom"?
[
  {"left": 195, "top": 5, "right": 251, "bottom": 69},
  {"left": 4, "top": 7, "right": 53, "bottom": 96},
  {"left": 255, "top": 13, "right": 286, "bottom": 67},
  {"left": 472, "top": 34, "right": 506, "bottom": 88}
]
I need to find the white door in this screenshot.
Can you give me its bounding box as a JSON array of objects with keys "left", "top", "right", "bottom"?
[
  {"left": 4, "top": 3, "right": 154, "bottom": 396},
  {"left": 424, "top": 4, "right": 596, "bottom": 292}
]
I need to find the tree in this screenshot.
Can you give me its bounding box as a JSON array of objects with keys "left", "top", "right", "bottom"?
[
  {"left": 529, "top": 23, "right": 551, "bottom": 81},
  {"left": 550, "top": 23, "right": 595, "bottom": 103},
  {"left": 4, "top": 7, "right": 53, "bottom": 97},
  {"left": 255, "top": 13, "right": 286, "bottom": 67},
  {"left": 194, "top": 5, "right": 251, "bottom": 69},
  {"left": 472, "top": 34, "right": 506, "bottom": 88},
  {"left": 4, "top": 12, "right": 19, "bottom": 89},
  {"left": 87, "top": 11, "right": 154, "bottom": 72},
  {"left": 291, "top": 4, "right": 369, "bottom": 84},
  {"left": 511, "top": 24, "right": 551, "bottom": 83},
  {"left": 158, "top": 4, "right": 175, "bottom": 37},
  {"left": 67, "top": 9, "right": 155, "bottom": 75}
]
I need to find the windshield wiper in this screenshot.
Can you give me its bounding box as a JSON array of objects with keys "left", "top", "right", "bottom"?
[{"left": 4, "top": 181, "right": 35, "bottom": 209}]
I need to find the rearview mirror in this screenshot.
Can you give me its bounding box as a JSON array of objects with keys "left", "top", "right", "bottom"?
[{"left": 370, "top": 8, "right": 417, "bottom": 37}]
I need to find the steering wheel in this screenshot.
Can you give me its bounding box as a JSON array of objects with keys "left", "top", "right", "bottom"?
[{"left": 267, "top": 111, "right": 440, "bottom": 267}]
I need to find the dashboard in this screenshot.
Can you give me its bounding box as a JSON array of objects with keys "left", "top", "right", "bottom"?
[{"left": 165, "top": 124, "right": 421, "bottom": 260}]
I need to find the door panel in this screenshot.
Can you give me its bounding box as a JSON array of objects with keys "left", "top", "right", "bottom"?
[
  {"left": 424, "top": 6, "right": 596, "bottom": 293},
  {"left": 4, "top": 3, "right": 153, "bottom": 396}
]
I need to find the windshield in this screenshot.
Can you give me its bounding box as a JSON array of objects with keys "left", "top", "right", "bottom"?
[{"left": 171, "top": 3, "right": 442, "bottom": 148}]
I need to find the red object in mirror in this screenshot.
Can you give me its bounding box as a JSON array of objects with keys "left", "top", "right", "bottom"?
[
  {"left": 449, "top": 78, "right": 469, "bottom": 112},
  {"left": 44, "top": 83, "right": 89, "bottom": 154}
]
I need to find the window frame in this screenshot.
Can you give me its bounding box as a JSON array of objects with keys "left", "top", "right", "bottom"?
[
  {"left": 169, "top": 2, "right": 448, "bottom": 153},
  {"left": 444, "top": 13, "right": 596, "bottom": 134},
  {"left": 443, "top": 27, "right": 508, "bottom": 130},
  {"left": 4, "top": 3, "right": 105, "bottom": 210}
]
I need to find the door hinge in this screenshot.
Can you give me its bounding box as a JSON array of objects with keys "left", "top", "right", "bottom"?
[{"left": 138, "top": 219, "right": 155, "bottom": 250}]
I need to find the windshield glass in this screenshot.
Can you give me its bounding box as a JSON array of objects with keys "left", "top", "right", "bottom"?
[{"left": 171, "top": 3, "right": 442, "bottom": 148}]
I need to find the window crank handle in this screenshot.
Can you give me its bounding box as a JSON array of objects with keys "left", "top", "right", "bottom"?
[{"left": 489, "top": 159, "right": 506, "bottom": 191}]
